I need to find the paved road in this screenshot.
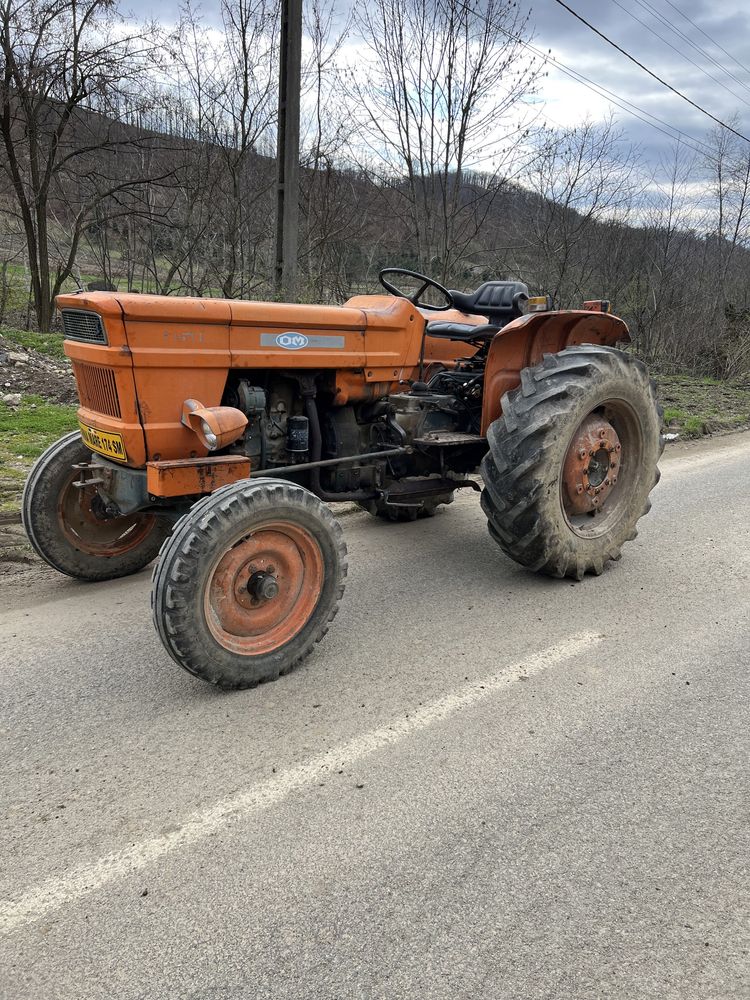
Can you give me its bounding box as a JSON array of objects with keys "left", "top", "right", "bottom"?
[{"left": 1, "top": 434, "right": 749, "bottom": 1000}]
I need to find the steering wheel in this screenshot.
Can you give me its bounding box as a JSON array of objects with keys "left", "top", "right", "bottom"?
[{"left": 378, "top": 268, "right": 454, "bottom": 311}]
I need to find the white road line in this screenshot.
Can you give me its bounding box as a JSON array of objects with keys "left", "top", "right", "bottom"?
[{"left": 0, "top": 632, "right": 602, "bottom": 935}]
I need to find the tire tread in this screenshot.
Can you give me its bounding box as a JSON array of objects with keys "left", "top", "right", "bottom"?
[
  {"left": 152, "top": 478, "right": 347, "bottom": 689},
  {"left": 480, "top": 346, "right": 664, "bottom": 579}
]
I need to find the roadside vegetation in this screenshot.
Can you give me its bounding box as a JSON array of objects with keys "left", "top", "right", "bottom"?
[
  {"left": 0, "top": 396, "right": 77, "bottom": 511},
  {"left": 2, "top": 0, "right": 750, "bottom": 387},
  {"left": 656, "top": 374, "right": 750, "bottom": 438},
  {"left": 1, "top": 326, "right": 68, "bottom": 361},
  {"left": 2, "top": 2, "right": 750, "bottom": 517}
]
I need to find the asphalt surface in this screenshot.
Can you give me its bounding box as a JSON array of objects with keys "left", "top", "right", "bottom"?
[{"left": 1, "top": 433, "right": 749, "bottom": 1000}]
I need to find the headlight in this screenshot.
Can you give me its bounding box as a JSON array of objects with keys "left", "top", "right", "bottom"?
[
  {"left": 201, "top": 420, "right": 218, "bottom": 449},
  {"left": 181, "top": 399, "right": 248, "bottom": 452}
]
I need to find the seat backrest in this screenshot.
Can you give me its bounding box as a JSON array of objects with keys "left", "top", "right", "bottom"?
[{"left": 450, "top": 281, "right": 529, "bottom": 325}]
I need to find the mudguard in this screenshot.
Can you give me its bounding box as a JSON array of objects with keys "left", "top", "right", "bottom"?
[{"left": 480, "top": 310, "right": 630, "bottom": 434}]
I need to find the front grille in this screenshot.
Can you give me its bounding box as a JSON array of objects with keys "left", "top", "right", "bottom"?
[
  {"left": 72, "top": 362, "right": 121, "bottom": 418},
  {"left": 61, "top": 309, "right": 107, "bottom": 344}
]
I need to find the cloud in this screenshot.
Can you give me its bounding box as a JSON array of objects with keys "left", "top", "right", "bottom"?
[
  {"left": 117, "top": 0, "right": 750, "bottom": 169},
  {"left": 531, "top": 0, "right": 750, "bottom": 163}
]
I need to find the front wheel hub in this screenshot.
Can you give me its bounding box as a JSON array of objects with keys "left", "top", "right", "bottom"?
[
  {"left": 562, "top": 414, "right": 622, "bottom": 514},
  {"left": 205, "top": 522, "right": 324, "bottom": 656},
  {"left": 248, "top": 570, "right": 280, "bottom": 602}
]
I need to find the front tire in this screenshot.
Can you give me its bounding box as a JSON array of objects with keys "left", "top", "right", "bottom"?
[
  {"left": 152, "top": 479, "right": 347, "bottom": 689},
  {"left": 22, "top": 431, "right": 170, "bottom": 581},
  {"left": 480, "top": 346, "right": 663, "bottom": 579}
]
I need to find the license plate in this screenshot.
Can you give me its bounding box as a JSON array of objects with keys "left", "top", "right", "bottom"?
[{"left": 79, "top": 422, "right": 128, "bottom": 463}]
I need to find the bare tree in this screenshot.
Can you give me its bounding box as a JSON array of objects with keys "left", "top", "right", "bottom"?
[
  {"left": 172, "top": 0, "right": 279, "bottom": 299},
  {"left": 0, "top": 0, "right": 172, "bottom": 329},
  {"left": 296, "top": 0, "right": 368, "bottom": 300},
  {"left": 701, "top": 122, "right": 750, "bottom": 376},
  {"left": 620, "top": 143, "right": 700, "bottom": 364},
  {"left": 349, "top": 0, "right": 541, "bottom": 282},
  {"left": 518, "top": 117, "right": 642, "bottom": 307}
]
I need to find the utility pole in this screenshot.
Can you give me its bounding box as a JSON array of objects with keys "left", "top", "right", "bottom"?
[{"left": 274, "top": 0, "right": 302, "bottom": 300}]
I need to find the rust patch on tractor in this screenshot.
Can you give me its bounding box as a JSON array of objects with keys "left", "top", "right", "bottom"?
[
  {"left": 562, "top": 414, "right": 621, "bottom": 514},
  {"left": 146, "top": 456, "right": 250, "bottom": 498}
]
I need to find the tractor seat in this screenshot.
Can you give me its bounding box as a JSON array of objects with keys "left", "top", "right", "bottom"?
[
  {"left": 451, "top": 280, "right": 529, "bottom": 325},
  {"left": 425, "top": 280, "right": 529, "bottom": 341},
  {"left": 425, "top": 320, "right": 498, "bottom": 341}
]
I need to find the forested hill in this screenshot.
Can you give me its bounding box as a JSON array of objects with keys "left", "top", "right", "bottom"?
[{"left": 2, "top": 0, "right": 750, "bottom": 378}]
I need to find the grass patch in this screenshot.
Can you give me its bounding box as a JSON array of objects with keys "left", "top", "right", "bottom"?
[
  {"left": 1, "top": 326, "right": 66, "bottom": 360},
  {"left": 683, "top": 416, "right": 706, "bottom": 435},
  {"left": 0, "top": 395, "right": 78, "bottom": 511},
  {"left": 662, "top": 406, "right": 688, "bottom": 424},
  {"left": 0, "top": 256, "right": 105, "bottom": 325},
  {"left": 654, "top": 374, "right": 750, "bottom": 438}
]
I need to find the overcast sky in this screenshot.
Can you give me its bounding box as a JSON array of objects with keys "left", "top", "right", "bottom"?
[
  {"left": 534, "top": 0, "right": 750, "bottom": 163},
  {"left": 124, "top": 0, "right": 750, "bottom": 168}
]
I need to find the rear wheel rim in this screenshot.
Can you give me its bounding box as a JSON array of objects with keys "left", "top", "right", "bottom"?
[
  {"left": 204, "top": 520, "right": 324, "bottom": 655},
  {"left": 561, "top": 400, "right": 645, "bottom": 539},
  {"left": 57, "top": 472, "right": 158, "bottom": 556}
]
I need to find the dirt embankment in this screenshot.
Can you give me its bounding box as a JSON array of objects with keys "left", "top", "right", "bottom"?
[
  {"left": 0, "top": 333, "right": 78, "bottom": 565},
  {"left": 0, "top": 333, "right": 77, "bottom": 406}
]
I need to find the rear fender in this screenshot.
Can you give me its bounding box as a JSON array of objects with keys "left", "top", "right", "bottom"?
[{"left": 480, "top": 311, "right": 630, "bottom": 434}]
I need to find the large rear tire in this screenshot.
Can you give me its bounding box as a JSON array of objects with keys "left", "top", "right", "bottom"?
[
  {"left": 22, "top": 431, "right": 171, "bottom": 581},
  {"left": 480, "top": 346, "right": 663, "bottom": 579},
  {"left": 152, "top": 479, "right": 347, "bottom": 689}
]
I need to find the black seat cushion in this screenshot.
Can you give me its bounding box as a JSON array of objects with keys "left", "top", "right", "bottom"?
[
  {"left": 425, "top": 321, "right": 498, "bottom": 341},
  {"left": 449, "top": 281, "right": 529, "bottom": 325}
]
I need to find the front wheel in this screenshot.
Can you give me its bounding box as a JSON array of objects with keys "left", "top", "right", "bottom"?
[
  {"left": 151, "top": 479, "right": 347, "bottom": 689},
  {"left": 22, "top": 431, "right": 171, "bottom": 581},
  {"left": 480, "top": 346, "right": 663, "bottom": 579}
]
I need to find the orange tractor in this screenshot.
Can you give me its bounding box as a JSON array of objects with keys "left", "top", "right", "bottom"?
[{"left": 23, "top": 270, "right": 662, "bottom": 688}]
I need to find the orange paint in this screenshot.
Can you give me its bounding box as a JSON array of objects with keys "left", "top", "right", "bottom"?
[
  {"left": 58, "top": 291, "right": 479, "bottom": 465},
  {"left": 203, "top": 521, "right": 324, "bottom": 654},
  {"left": 57, "top": 291, "right": 628, "bottom": 475},
  {"left": 146, "top": 455, "right": 251, "bottom": 497},
  {"left": 561, "top": 414, "right": 622, "bottom": 514}
]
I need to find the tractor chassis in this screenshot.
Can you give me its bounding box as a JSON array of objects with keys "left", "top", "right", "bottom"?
[{"left": 71, "top": 440, "right": 482, "bottom": 520}]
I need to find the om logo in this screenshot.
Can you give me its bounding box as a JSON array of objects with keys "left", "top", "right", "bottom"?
[{"left": 276, "top": 332, "right": 309, "bottom": 350}]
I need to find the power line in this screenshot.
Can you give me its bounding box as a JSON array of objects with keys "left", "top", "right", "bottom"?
[
  {"left": 657, "top": 0, "right": 750, "bottom": 80},
  {"left": 535, "top": 52, "right": 714, "bottom": 158},
  {"left": 633, "top": 0, "right": 750, "bottom": 100},
  {"left": 552, "top": 0, "right": 750, "bottom": 143},
  {"left": 453, "top": 0, "right": 715, "bottom": 162},
  {"left": 607, "top": 0, "right": 750, "bottom": 110}
]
